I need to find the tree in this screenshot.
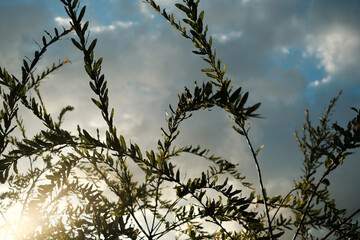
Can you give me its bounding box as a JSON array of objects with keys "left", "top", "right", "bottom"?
[{"left": 0, "top": 0, "right": 359, "bottom": 239}]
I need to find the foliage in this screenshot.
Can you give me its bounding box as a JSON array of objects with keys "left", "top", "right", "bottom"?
[{"left": 0, "top": 0, "right": 359, "bottom": 239}]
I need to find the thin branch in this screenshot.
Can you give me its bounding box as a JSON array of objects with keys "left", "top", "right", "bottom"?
[
  {"left": 271, "top": 188, "right": 298, "bottom": 224},
  {"left": 150, "top": 178, "right": 162, "bottom": 235},
  {"left": 242, "top": 125, "right": 274, "bottom": 239},
  {"left": 0, "top": 210, "right": 8, "bottom": 224}
]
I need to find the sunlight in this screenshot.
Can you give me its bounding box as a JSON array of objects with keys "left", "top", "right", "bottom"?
[{"left": 0, "top": 221, "right": 22, "bottom": 240}]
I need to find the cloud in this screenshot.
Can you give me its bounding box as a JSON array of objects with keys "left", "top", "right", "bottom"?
[
  {"left": 54, "top": 16, "right": 71, "bottom": 27},
  {"left": 309, "top": 75, "right": 331, "bottom": 87},
  {"left": 90, "top": 21, "right": 135, "bottom": 33},
  {"left": 213, "top": 31, "right": 242, "bottom": 43},
  {"left": 304, "top": 25, "right": 360, "bottom": 77},
  {"left": 139, "top": 2, "right": 156, "bottom": 19},
  {"left": 281, "top": 47, "right": 290, "bottom": 54},
  {"left": 54, "top": 16, "right": 135, "bottom": 33}
]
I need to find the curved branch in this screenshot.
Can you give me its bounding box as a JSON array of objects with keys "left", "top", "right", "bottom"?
[{"left": 242, "top": 125, "right": 274, "bottom": 239}]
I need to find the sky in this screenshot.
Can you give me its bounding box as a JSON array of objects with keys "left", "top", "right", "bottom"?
[{"left": 0, "top": 0, "right": 360, "bottom": 234}]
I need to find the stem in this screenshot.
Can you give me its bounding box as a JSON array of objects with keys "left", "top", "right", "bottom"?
[
  {"left": 242, "top": 125, "right": 274, "bottom": 239},
  {"left": 270, "top": 188, "right": 298, "bottom": 224},
  {"left": 0, "top": 210, "right": 8, "bottom": 224},
  {"left": 150, "top": 178, "right": 161, "bottom": 234}
]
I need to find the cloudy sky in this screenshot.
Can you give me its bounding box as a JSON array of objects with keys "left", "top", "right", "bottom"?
[{"left": 1, "top": 0, "right": 360, "bottom": 227}]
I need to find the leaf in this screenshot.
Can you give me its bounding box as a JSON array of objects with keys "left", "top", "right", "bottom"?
[
  {"left": 237, "top": 92, "right": 248, "bottom": 112},
  {"left": 233, "top": 126, "right": 244, "bottom": 135},
  {"left": 182, "top": 19, "right": 194, "bottom": 27},
  {"left": 54, "top": 27, "right": 59, "bottom": 37},
  {"left": 120, "top": 135, "right": 126, "bottom": 152},
  {"left": 176, "top": 170, "right": 180, "bottom": 182},
  {"left": 78, "top": 6, "right": 86, "bottom": 22},
  {"left": 205, "top": 73, "right": 218, "bottom": 79},
  {"left": 82, "top": 129, "right": 95, "bottom": 143},
  {"left": 89, "top": 81, "right": 97, "bottom": 93},
  {"left": 322, "top": 178, "right": 330, "bottom": 186},
  {"left": 192, "top": 50, "right": 206, "bottom": 55},
  {"left": 201, "top": 68, "right": 215, "bottom": 72},
  {"left": 246, "top": 102, "right": 261, "bottom": 116},
  {"left": 71, "top": 38, "right": 83, "bottom": 50},
  {"left": 91, "top": 98, "right": 102, "bottom": 109},
  {"left": 175, "top": 3, "right": 190, "bottom": 14},
  {"left": 23, "top": 59, "right": 30, "bottom": 72},
  {"left": 255, "top": 145, "right": 264, "bottom": 156},
  {"left": 82, "top": 21, "right": 89, "bottom": 33},
  {"left": 190, "top": 30, "right": 200, "bottom": 40},
  {"left": 94, "top": 57, "right": 103, "bottom": 71},
  {"left": 199, "top": 10, "right": 204, "bottom": 20},
  {"left": 42, "top": 36, "right": 47, "bottom": 46},
  {"left": 85, "top": 65, "right": 93, "bottom": 76},
  {"left": 88, "top": 39, "right": 97, "bottom": 52},
  {"left": 230, "top": 87, "right": 242, "bottom": 103}
]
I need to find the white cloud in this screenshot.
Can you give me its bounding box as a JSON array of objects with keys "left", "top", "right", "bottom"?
[
  {"left": 54, "top": 16, "right": 135, "bottom": 33},
  {"left": 309, "top": 75, "right": 331, "bottom": 87},
  {"left": 90, "top": 21, "right": 135, "bottom": 33},
  {"left": 91, "top": 24, "right": 116, "bottom": 33},
  {"left": 281, "top": 47, "right": 290, "bottom": 54},
  {"left": 139, "top": 3, "right": 155, "bottom": 19},
  {"left": 213, "top": 31, "right": 242, "bottom": 43},
  {"left": 54, "top": 16, "right": 71, "bottom": 27},
  {"left": 115, "top": 20, "right": 134, "bottom": 28},
  {"left": 305, "top": 25, "right": 360, "bottom": 75}
]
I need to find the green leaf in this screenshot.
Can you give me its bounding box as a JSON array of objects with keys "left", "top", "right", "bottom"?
[
  {"left": 88, "top": 39, "right": 97, "bottom": 52},
  {"left": 91, "top": 98, "right": 102, "bottom": 109},
  {"left": 82, "top": 21, "right": 89, "bottom": 33},
  {"left": 199, "top": 10, "right": 204, "bottom": 20},
  {"left": 78, "top": 6, "right": 86, "bottom": 22},
  {"left": 85, "top": 64, "right": 93, "bottom": 76},
  {"left": 42, "top": 36, "right": 47, "bottom": 46},
  {"left": 175, "top": 3, "right": 190, "bottom": 14},
  {"left": 190, "top": 29, "right": 200, "bottom": 40},
  {"left": 246, "top": 102, "right": 261, "bottom": 116},
  {"left": 120, "top": 135, "right": 126, "bottom": 152},
  {"left": 89, "top": 81, "right": 97, "bottom": 93},
  {"left": 233, "top": 126, "right": 244, "bottom": 135},
  {"left": 201, "top": 68, "right": 215, "bottom": 72},
  {"left": 205, "top": 73, "right": 218, "bottom": 79},
  {"left": 71, "top": 38, "right": 83, "bottom": 50},
  {"left": 230, "top": 87, "right": 242, "bottom": 103},
  {"left": 23, "top": 60, "right": 30, "bottom": 72}
]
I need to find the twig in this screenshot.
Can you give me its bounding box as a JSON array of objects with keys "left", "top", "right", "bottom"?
[
  {"left": 242, "top": 125, "right": 274, "bottom": 239},
  {"left": 271, "top": 187, "right": 298, "bottom": 224}
]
